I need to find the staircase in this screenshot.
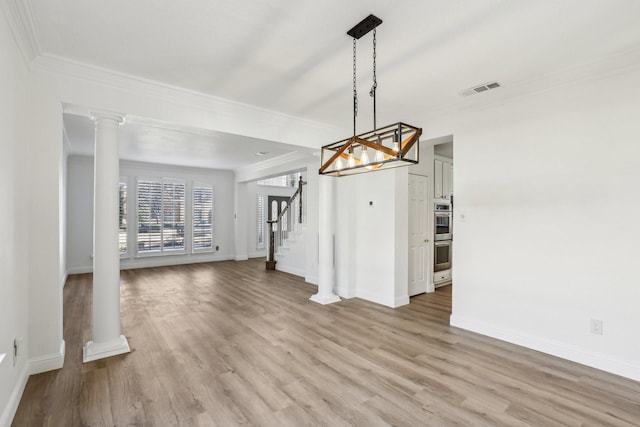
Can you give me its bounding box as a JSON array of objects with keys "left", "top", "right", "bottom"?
[
  {"left": 266, "top": 176, "right": 306, "bottom": 273},
  {"left": 273, "top": 226, "right": 307, "bottom": 277}
]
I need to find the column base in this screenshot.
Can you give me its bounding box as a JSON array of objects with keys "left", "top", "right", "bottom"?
[
  {"left": 83, "top": 335, "right": 130, "bottom": 363},
  {"left": 310, "top": 293, "right": 341, "bottom": 305}
]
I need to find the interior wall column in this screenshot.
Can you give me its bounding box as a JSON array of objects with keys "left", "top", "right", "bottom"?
[
  {"left": 234, "top": 181, "right": 249, "bottom": 261},
  {"left": 83, "top": 110, "right": 130, "bottom": 363},
  {"left": 310, "top": 175, "right": 341, "bottom": 305}
]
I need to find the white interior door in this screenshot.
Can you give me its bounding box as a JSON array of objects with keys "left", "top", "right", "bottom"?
[{"left": 408, "top": 174, "right": 432, "bottom": 296}]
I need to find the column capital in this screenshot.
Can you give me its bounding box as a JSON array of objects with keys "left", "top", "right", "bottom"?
[{"left": 89, "top": 110, "right": 126, "bottom": 126}]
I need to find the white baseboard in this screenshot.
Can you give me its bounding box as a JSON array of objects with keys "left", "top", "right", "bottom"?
[
  {"left": 248, "top": 251, "right": 267, "bottom": 258},
  {"left": 309, "top": 293, "right": 341, "bottom": 305},
  {"left": 275, "top": 264, "right": 305, "bottom": 278},
  {"left": 450, "top": 314, "right": 640, "bottom": 382},
  {"left": 67, "top": 254, "right": 236, "bottom": 275},
  {"left": 234, "top": 255, "right": 249, "bottom": 261},
  {"left": 305, "top": 275, "right": 318, "bottom": 285},
  {"left": 356, "top": 289, "right": 395, "bottom": 308},
  {"left": 336, "top": 286, "right": 355, "bottom": 299},
  {"left": 30, "top": 340, "right": 65, "bottom": 375},
  {"left": 122, "top": 253, "right": 233, "bottom": 269},
  {"left": 67, "top": 266, "right": 92, "bottom": 275},
  {"left": 83, "top": 335, "right": 130, "bottom": 363},
  {"left": 0, "top": 340, "right": 66, "bottom": 427},
  {"left": 394, "top": 295, "right": 410, "bottom": 308},
  {"left": 0, "top": 362, "right": 30, "bottom": 427}
]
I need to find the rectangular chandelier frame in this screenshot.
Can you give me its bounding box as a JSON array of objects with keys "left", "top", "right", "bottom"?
[{"left": 319, "top": 122, "right": 422, "bottom": 177}]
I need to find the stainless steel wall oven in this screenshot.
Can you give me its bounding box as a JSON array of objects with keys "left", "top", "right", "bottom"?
[
  {"left": 434, "top": 201, "right": 452, "bottom": 241},
  {"left": 434, "top": 240, "right": 452, "bottom": 272}
]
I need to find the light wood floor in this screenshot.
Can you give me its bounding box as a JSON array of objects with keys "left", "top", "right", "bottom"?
[{"left": 14, "top": 259, "right": 640, "bottom": 426}]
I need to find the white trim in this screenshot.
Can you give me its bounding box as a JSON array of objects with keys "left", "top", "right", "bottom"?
[
  {"left": 305, "top": 275, "right": 319, "bottom": 286},
  {"left": 83, "top": 335, "right": 130, "bottom": 363},
  {"left": 450, "top": 314, "right": 640, "bottom": 382},
  {"left": 234, "top": 255, "right": 249, "bottom": 261},
  {"left": 356, "top": 289, "right": 396, "bottom": 308},
  {"left": 275, "top": 263, "right": 305, "bottom": 278},
  {"left": 336, "top": 285, "right": 355, "bottom": 299},
  {"left": 248, "top": 251, "right": 267, "bottom": 258},
  {"left": 68, "top": 253, "right": 236, "bottom": 274},
  {"left": 0, "top": 361, "right": 29, "bottom": 427},
  {"left": 394, "top": 295, "right": 410, "bottom": 308},
  {"left": 30, "top": 340, "right": 65, "bottom": 375},
  {"left": 423, "top": 46, "right": 640, "bottom": 122},
  {"left": 34, "top": 54, "right": 343, "bottom": 147},
  {"left": 309, "top": 293, "right": 341, "bottom": 305},
  {"left": 67, "top": 266, "right": 93, "bottom": 275},
  {"left": 123, "top": 253, "right": 232, "bottom": 269},
  {"left": 235, "top": 152, "right": 316, "bottom": 183},
  {"left": 0, "top": 0, "right": 41, "bottom": 64}
]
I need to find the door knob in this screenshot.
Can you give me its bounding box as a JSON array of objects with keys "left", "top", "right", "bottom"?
[{"left": 424, "top": 239, "right": 429, "bottom": 243}]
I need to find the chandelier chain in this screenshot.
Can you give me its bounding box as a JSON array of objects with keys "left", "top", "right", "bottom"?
[
  {"left": 372, "top": 27, "right": 377, "bottom": 92},
  {"left": 353, "top": 38, "right": 358, "bottom": 137}
]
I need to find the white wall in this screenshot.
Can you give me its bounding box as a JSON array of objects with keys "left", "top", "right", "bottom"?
[
  {"left": 66, "top": 156, "right": 94, "bottom": 271},
  {"left": 234, "top": 181, "right": 249, "bottom": 260},
  {"left": 334, "top": 168, "right": 410, "bottom": 307},
  {"left": 303, "top": 163, "right": 319, "bottom": 285},
  {"left": 11, "top": 50, "right": 340, "bottom": 396},
  {"left": 440, "top": 66, "right": 640, "bottom": 380},
  {"left": 0, "top": 6, "right": 32, "bottom": 425},
  {"left": 66, "top": 156, "right": 236, "bottom": 273}
]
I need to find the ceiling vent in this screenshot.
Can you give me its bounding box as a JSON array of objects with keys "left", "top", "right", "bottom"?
[{"left": 461, "top": 81, "right": 502, "bottom": 97}]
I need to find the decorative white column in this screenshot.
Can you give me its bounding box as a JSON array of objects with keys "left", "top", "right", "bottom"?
[
  {"left": 310, "top": 175, "right": 341, "bottom": 305},
  {"left": 83, "top": 111, "right": 130, "bottom": 363}
]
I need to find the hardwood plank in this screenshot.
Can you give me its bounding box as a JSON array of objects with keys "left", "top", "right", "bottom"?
[{"left": 12, "top": 260, "right": 640, "bottom": 426}]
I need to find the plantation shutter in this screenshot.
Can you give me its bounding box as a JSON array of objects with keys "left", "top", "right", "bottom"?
[
  {"left": 193, "top": 184, "right": 214, "bottom": 251},
  {"left": 256, "top": 194, "right": 265, "bottom": 249}
]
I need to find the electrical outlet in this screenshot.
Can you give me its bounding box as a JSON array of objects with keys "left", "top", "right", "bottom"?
[
  {"left": 13, "top": 337, "right": 23, "bottom": 366},
  {"left": 590, "top": 319, "right": 603, "bottom": 335}
]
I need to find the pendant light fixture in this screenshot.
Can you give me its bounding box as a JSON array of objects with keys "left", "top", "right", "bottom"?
[{"left": 319, "top": 14, "right": 422, "bottom": 177}]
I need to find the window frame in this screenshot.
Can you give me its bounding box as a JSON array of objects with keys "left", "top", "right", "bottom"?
[
  {"left": 192, "top": 182, "right": 215, "bottom": 253},
  {"left": 119, "top": 177, "right": 128, "bottom": 258},
  {"left": 256, "top": 194, "right": 265, "bottom": 250},
  {"left": 136, "top": 177, "right": 186, "bottom": 257}
]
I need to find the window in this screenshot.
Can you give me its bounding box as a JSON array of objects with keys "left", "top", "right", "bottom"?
[
  {"left": 119, "top": 180, "right": 127, "bottom": 255},
  {"left": 256, "top": 194, "right": 265, "bottom": 249},
  {"left": 257, "top": 172, "right": 302, "bottom": 187},
  {"left": 137, "top": 178, "right": 185, "bottom": 253},
  {"left": 280, "top": 200, "right": 288, "bottom": 232},
  {"left": 193, "top": 184, "right": 214, "bottom": 251}
]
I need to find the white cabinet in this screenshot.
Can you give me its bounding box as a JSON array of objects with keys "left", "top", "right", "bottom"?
[
  {"left": 434, "top": 269, "right": 451, "bottom": 286},
  {"left": 443, "top": 161, "right": 453, "bottom": 199},
  {"left": 434, "top": 158, "right": 453, "bottom": 200},
  {"left": 434, "top": 159, "right": 443, "bottom": 198}
]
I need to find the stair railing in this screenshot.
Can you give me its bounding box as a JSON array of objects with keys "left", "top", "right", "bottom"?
[{"left": 266, "top": 176, "right": 305, "bottom": 270}]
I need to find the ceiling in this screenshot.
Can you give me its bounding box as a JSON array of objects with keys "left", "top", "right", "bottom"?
[
  {"left": 28, "top": 0, "right": 640, "bottom": 169},
  {"left": 63, "top": 113, "right": 316, "bottom": 170}
]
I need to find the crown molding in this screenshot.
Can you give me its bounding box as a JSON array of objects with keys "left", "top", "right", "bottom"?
[
  {"left": 0, "top": 0, "right": 41, "bottom": 65},
  {"left": 425, "top": 44, "right": 640, "bottom": 121},
  {"left": 234, "top": 151, "right": 316, "bottom": 183},
  {"left": 31, "top": 53, "right": 345, "bottom": 146}
]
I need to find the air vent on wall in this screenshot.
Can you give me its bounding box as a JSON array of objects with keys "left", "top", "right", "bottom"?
[{"left": 461, "top": 81, "right": 502, "bottom": 97}]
